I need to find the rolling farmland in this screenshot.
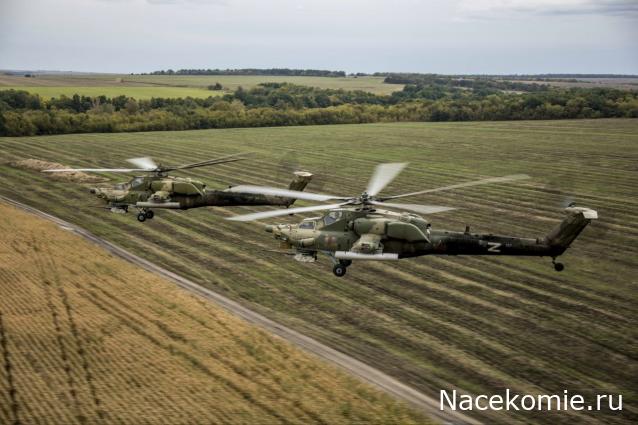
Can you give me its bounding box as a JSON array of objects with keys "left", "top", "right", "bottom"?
[
  {"left": 0, "top": 74, "right": 403, "bottom": 98},
  {"left": 0, "top": 85, "right": 219, "bottom": 100},
  {"left": 0, "top": 202, "right": 427, "bottom": 425},
  {"left": 123, "top": 75, "right": 403, "bottom": 94},
  {"left": 507, "top": 77, "right": 638, "bottom": 91},
  {"left": 0, "top": 119, "right": 637, "bottom": 424}
]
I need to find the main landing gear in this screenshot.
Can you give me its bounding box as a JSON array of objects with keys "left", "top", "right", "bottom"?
[
  {"left": 552, "top": 257, "right": 565, "bottom": 272},
  {"left": 332, "top": 259, "right": 352, "bottom": 277},
  {"left": 137, "top": 209, "right": 154, "bottom": 222}
]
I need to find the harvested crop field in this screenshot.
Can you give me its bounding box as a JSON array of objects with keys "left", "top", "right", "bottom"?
[
  {"left": 0, "top": 74, "right": 403, "bottom": 97},
  {"left": 0, "top": 85, "right": 218, "bottom": 100},
  {"left": 0, "top": 202, "right": 426, "bottom": 425},
  {"left": 10, "top": 159, "right": 108, "bottom": 183},
  {"left": 0, "top": 119, "right": 636, "bottom": 424}
]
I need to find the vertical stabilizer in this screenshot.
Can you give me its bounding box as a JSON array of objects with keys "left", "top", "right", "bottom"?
[
  {"left": 288, "top": 171, "right": 313, "bottom": 192},
  {"left": 544, "top": 206, "right": 597, "bottom": 252},
  {"left": 285, "top": 171, "right": 313, "bottom": 206}
]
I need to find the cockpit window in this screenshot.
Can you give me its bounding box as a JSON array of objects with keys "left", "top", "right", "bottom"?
[
  {"left": 323, "top": 211, "right": 342, "bottom": 226},
  {"left": 113, "top": 183, "right": 131, "bottom": 190},
  {"left": 299, "top": 221, "right": 315, "bottom": 230},
  {"left": 130, "top": 177, "right": 145, "bottom": 189}
]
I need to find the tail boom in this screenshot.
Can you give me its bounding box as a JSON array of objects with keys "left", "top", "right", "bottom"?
[{"left": 400, "top": 207, "right": 597, "bottom": 264}]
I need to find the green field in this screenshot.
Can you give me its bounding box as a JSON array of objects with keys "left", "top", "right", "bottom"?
[
  {"left": 124, "top": 74, "right": 403, "bottom": 94},
  {"left": 0, "top": 85, "right": 219, "bottom": 100},
  {"left": 511, "top": 78, "right": 638, "bottom": 91},
  {"left": 0, "top": 119, "right": 636, "bottom": 424},
  {"left": 0, "top": 74, "right": 403, "bottom": 97}
]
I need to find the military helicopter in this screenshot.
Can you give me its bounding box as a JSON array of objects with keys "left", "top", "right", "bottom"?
[
  {"left": 44, "top": 154, "right": 312, "bottom": 222},
  {"left": 226, "top": 163, "right": 597, "bottom": 277}
]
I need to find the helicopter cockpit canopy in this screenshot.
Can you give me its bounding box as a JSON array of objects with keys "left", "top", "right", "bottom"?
[
  {"left": 112, "top": 182, "right": 131, "bottom": 191},
  {"left": 129, "top": 177, "right": 146, "bottom": 190},
  {"left": 323, "top": 210, "right": 343, "bottom": 226},
  {"left": 299, "top": 220, "right": 316, "bottom": 230}
]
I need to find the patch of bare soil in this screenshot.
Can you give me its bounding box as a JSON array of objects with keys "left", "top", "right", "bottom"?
[{"left": 11, "top": 159, "right": 109, "bottom": 183}]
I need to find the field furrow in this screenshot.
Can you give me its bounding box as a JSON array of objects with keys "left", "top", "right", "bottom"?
[{"left": 1, "top": 119, "right": 636, "bottom": 424}]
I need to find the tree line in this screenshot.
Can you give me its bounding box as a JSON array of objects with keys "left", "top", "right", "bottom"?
[
  {"left": 145, "top": 68, "right": 347, "bottom": 77},
  {"left": 382, "top": 73, "right": 550, "bottom": 93},
  {"left": 1, "top": 83, "right": 636, "bottom": 136}
]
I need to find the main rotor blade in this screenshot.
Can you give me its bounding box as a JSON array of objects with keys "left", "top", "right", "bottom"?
[
  {"left": 370, "top": 201, "right": 455, "bottom": 215},
  {"left": 380, "top": 174, "right": 530, "bottom": 200},
  {"left": 165, "top": 153, "right": 252, "bottom": 171},
  {"left": 126, "top": 157, "right": 158, "bottom": 170},
  {"left": 227, "top": 202, "right": 349, "bottom": 222},
  {"left": 227, "top": 185, "right": 348, "bottom": 202},
  {"left": 43, "top": 168, "right": 148, "bottom": 173},
  {"left": 366, "top": 163, "right": 408, "bottom": 196}
]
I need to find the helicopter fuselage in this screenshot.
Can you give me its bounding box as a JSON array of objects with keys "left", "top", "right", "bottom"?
[
  {"left": 91, "top": 172, "right": 312, "bottom": 216},
  {"left": 265, "top": 206, "right": 596, "bottom": 276}
]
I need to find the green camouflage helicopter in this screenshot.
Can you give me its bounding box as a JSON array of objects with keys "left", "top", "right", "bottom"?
[
  {"left": 226, "top": 163, "right": 597, "bottom": 277},
  {"left": 44, "top": 154, "right": 312, "bottom": 222}
]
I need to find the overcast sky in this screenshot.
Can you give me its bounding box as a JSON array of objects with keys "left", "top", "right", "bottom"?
[{"left": 1, "top": 0, "right": 636, "bottom": 74}]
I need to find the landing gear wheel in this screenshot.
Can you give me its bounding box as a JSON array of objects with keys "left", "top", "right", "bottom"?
[
  {"left": 137, "top": 212, "right": 146, "bottom": 222},
  {"left": 554, "top": 262, "right": 564, "bottom": 272},
  {"left": 333, "top": 264, "right": 347, "bottom": 277},
  {"left": 145, "top": 210, "right": 154, "bottom": 219}
]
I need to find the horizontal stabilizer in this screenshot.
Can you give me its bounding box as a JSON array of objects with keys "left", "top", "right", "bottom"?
[
  {"left": 335, "top": 251, "right": 399, "bottom": 261},
  {"left": 565, "top": 206, "right": 598, "bottom": 219}
]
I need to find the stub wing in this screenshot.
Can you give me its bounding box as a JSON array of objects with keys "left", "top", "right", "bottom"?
[
  {"left": 334, "top": 251, "right": 399, "bottom": 261},
  {"left": 136, "top": 201, "right": 181, "bottom": 209}
]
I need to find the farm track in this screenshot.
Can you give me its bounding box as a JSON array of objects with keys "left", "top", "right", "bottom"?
[
  {"left": 0, "top": 194, "right": 473, "bottom": 425},
  {"left": 1, "top": 119, "right": 636, "bottom": 424}
]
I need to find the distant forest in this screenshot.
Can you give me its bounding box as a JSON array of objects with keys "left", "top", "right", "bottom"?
[
  {"left": 380, "top": 74, "right": 550, "bottom": 92},
  {"left": 374, "top": 72, "right": 638, "bottom": 78},
  {"left": 145, "top": 68, "right": 347, "bottom": 77},
  {"left": 1, "top": 79, "right": 637, "bottom": 136}
]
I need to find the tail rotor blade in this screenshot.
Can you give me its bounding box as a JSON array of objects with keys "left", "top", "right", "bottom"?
[{"left": 366, "top": 163, "right": 408, "bottom": 196}]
